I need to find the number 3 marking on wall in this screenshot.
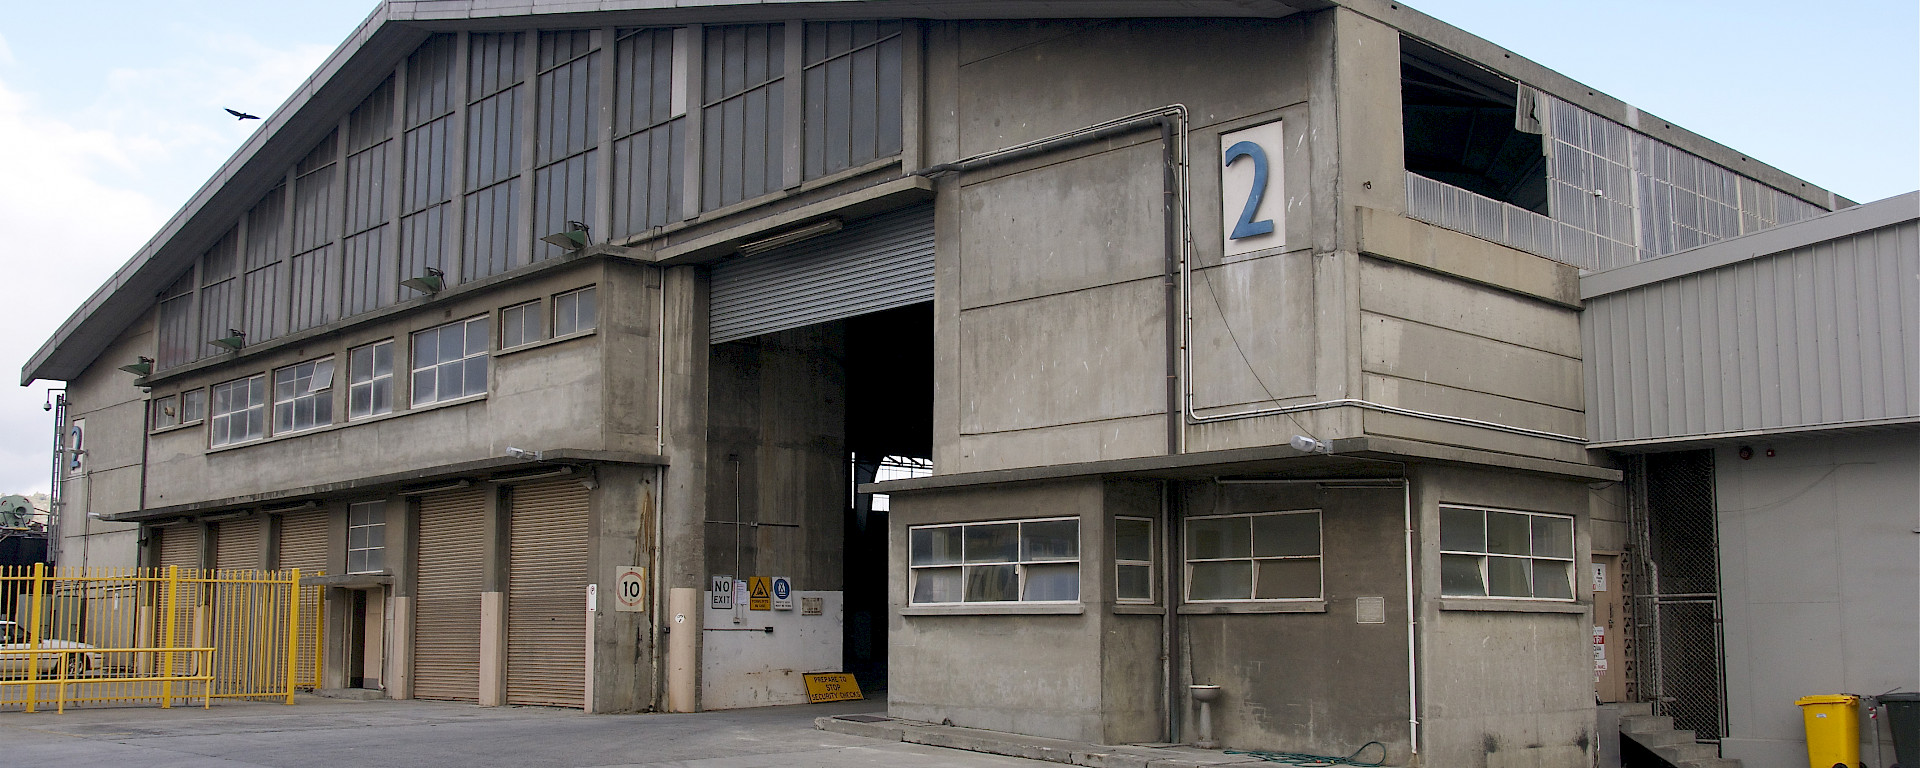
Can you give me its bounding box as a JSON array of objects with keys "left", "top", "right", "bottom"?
[{"left": 1223, "top": 140, "right": 1275, "bottom": 240}]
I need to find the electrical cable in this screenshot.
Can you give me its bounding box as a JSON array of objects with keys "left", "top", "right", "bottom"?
[{"left": 1224, "top": 741, "right": 1387, "bottom": 766}]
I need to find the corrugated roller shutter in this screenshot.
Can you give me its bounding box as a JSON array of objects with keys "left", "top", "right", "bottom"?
[
  {"left": 156, "top": 525, "right": 202, "bottom": 571},
  {"left": 709, "top": 204, "right": 933, "bottom": 344},
  {"left": 275, "top": 511, "right": 330, "bottom": 689},
  {"left": 414, "top": 488, "right": 487, "bottom": 702},
  {"left": 214, "top": 517, "right": 262, "bottom": 571},
  {"left": 505, "top": 478, "right": 591, "bottom": 707}
]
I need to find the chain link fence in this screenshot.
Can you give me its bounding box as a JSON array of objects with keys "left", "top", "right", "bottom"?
[{"left": 1629, "top": 451, "right": 1726, "bottom": 741}]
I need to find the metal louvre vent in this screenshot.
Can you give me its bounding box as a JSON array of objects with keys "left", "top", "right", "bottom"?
[
  {"left": 215, "top": 518, "right": 262, "bottom": 571},
  {"left": 709, "top": 204, "right": 933, "bottom": 344},
  {"left": 414, "top": 488, "right": 488, "bottom": 702},
  {"left": 505, "top": 478, "right": 591, "bottom": 708}
]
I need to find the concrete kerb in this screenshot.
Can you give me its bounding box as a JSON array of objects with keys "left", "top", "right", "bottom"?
[{"left": 816, "top": 715, "right": 1269, "bottom": 768}]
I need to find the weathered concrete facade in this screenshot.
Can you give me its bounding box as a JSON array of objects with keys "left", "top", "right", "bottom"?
[{"left": 26, "top": 2, "right": 1856, "bottom": 766}]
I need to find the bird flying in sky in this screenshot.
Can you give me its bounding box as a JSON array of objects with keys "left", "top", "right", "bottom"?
[{"left": 225, "top": 108, "right": 261, "bottom": 120}]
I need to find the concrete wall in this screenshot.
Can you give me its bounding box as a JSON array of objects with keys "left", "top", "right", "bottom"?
[
  {"left": 1178, "top": 481, "right": 1413, "bottom": 762},
  {"left": 55, "top": 312, "right": 151, "bottom": 568},
  {"left": 1412, "top": 464, "right": 1595, "bottom": 768},
  {"left": 888, "top": 478, "right": 1111, "bottom": 742},
  {"left": 1713, "top": 430, "right": 1920, "bottom": 768},
  {"left": 133, "top": 258, "right": 646, "bottom": 511}
]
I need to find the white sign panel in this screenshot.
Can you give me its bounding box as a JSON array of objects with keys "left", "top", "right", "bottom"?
[
  {"left": 771, "top": 576, "right": 794, "bottom": 611},
  {"left": 1220, "top": 119, "right": 1286, "bottom": 257},
  {"left": 614, "top": 566, "right": 647, "bottom": 612},
  {"left": 1591, "top": 563, "right": 1608, "bottom": 592},
  {"left": 587, "top": 584, "right": 598, "bottom": 613},
  {"left": 710, "top": 574, "right": 734, "bottom": 610}
]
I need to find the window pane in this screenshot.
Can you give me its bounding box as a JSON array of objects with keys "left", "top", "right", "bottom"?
[
  {"left": 555, "top": 293, "right": 577, "bottom": 336},
  {"left": 1188, "top": 517, "right": 1250, "bottom": 560},
  {"left": 1188, "top": 561, "right": 1251, "bottom": 600},
  {"left": 963, "top": 524, "right": 1017, "bottom": 563},
  {"left": 1252, "top": 513, "right": 1318, "bottom": 557},
  {"left": 1532, "top": 516, "right": 1573, "bottom": 559},
  {"left": 413, "top": 328, "right": 437, "bottom": 368},
  {"left": 910, "top": 527, "right": 960, "bottom": 566},
  {"left": 413, "top": 368, "right": 435, "bottom": 405},
  {"left": 963, "top": 564, "right": 1017, "bottom": 602},
  {"left": 1487, "top": 556, "right": 1532, "bottom": 597},
  {"left": 1441, "top": 554, "right": 1486, "bottom": 596},
  {"left": 575, "top": 287, "right": 595, "bottom": 329},
  {"left": 347, "top": 550, "right": 367, "bottom": 574},
  {"left": 465, "top": 317, "right": 488, "bottom": 356},
  {"left": 439, "top": 322, "right": 464, "bottom": 361},
  {"left": 1255, "top": 558, "right": 1321, "bottom": 599},
  {"left": 365, "top": 523, "right": 384, "bottom": 549},
  {"left": 371, "top": 380, "right": 390, "bottom": 414},
  {"left": 463, "top": 356, "right": 488, "bottom": 395},
  {"left": 347, "top": 525, "right": 368, "bottom": 549},
  {"left": 1115, "top": 518, "right": 1153, "bottom": 562},
  {"left": 372, "top": 342, "right": 391, "bottom": 376},
  {"left": 1022, "top": 563, "right": 1078, "bottom": 601},
  {"left": 362, "top": 547, "right": 386, "bottom": 573},
  {"left": 182, "top": 390, "right": 206, "bottom": 421},
  {"left": 911, "top": 567, "right": 960, "bottom": 603},
  {"left": 350, "top": 386, "right": 371, "bottom": 416},
  {"left": 1486, "top": 512, "right": 1531, "bottom": 556},
  {"left": 1440, "top": 507, "right": 1484, "bottom": 552},
  {"left": 1020, "top": 519, "right": 1078, "bottom": 561},
  {"left": 1117, "top": 564, "right": 1152, "bottom": 601},
  {"left": 350, "top": 345, "right": 373, "bottom": 383},
  {"left": 1532, "top": 560, "right": 1572, "bottom": 599}
]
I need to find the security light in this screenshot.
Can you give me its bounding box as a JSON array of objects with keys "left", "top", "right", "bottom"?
[
  {"left": 208, "top": 329, "right": 246, "bottom": 352},
  {"left": 118, "top": 356, "right": 155, "bottom": 376},
  {"left": 505, "top": 446, "right": 542, "bottom": 460},
  {"left": 540, "top": 221, "right": 592, "bottom": 250},
  {"left": 401, "top": 266, "right": 445, "bottom": 295},
  {"left": 1289, "top": 435, "right": 1329, "bottom": 454},
  {"left": 737, "top": 219, "right": 842, "bottom": 257}
]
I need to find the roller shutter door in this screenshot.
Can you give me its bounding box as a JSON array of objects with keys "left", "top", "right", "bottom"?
[
  {"left": 414, "top": 488, "right": 487, "bottom": 702},
  {"left": 709, "top": 204, "right": 933, "bottom": 344},
  {"left": 214, "top": 517, "right": 262, "bottom": 571},
  {"left": 275, "top": 511, "right": 330, "bottom": 689},
  {"left": 155, "top": 525, "right": 202, "bottom": 572},
  {"left": 505, "top": 478, "right": 590, "bottom": 707}
]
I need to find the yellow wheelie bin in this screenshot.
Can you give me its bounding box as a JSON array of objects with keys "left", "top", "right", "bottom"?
[{"left": 1796, "top": 694, "right": 1861, "bottom": 768}]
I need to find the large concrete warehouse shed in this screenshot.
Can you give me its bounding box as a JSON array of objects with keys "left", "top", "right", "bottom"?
[{"left": 27, "top": 1, "right": 1904, "bottom": 767}]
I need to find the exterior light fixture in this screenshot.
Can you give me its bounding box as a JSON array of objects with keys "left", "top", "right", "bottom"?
[
  {"left": 401, "top": 266, "right": 445, "bottom": 295},
  {"left": 540, "top": 220, "right": 592, "bottom": 250},
  {"left": 208, "top": 329, "right": 246, "bottom": 352},
  {"left": 118, "top": 356, "right": 155, "bottom": 376},
  {"left": 736, "top": 219, "right": 842, "bottom": 257},
  {"left": 1289, "top": 435, "right": 1331, "bottom": 454}
]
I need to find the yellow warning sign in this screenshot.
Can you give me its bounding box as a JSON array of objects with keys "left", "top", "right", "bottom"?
[
  {"left": 748, "top": 576, "right": 772, "bottom": 611},
  {"left": 804, "top": 673, "right": 864, "bottom": 703}
]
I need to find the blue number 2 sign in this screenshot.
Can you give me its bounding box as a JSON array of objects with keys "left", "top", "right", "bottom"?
[{"left": 1223, "top": 141, "right": 1275, "bottom": 240}]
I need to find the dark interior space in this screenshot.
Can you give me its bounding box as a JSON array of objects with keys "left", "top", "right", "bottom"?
[
  {"left": 842, "top": 302, "right": 933, "bottom": 692},
  {"left": 1402, "top": 37, "right": 1549, "bottom": 213}
]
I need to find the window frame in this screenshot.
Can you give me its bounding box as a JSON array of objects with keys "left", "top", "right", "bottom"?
[
  {"left": 907, "top": 516, "right": 1081, "bottom": 606},
  {"left": 271, "top": 356, "right": 336, "bottom": 436},
  {"left": 409, "top": 315, "right": 490, "bottom": 407},
  {"left": 345, "top": 500, "right": 387, "bottom": 575},
  {"left": 208, "top": 374, "right": 267, "bottom": 448},
  {"left": 1183, "top": 509, "right": 1324, "bottom": 604},
  {"left": 552, "top": 285, "right": 596, "bottom": 337},
  {"left": 500, "top": 300, "right": 542, "bottom": 349},
  {"left": 1438, "top": 504, "right": 1577, "bottom": 602},
  {"left": 1114, "top": 516, "right": 1156, "bottom": 605},
  {"left": 347, "top": 339, "right": 395, "bottom": 420}
]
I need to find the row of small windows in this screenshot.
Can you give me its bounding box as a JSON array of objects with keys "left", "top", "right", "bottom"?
[
  {"left": 152, "top": 21, "right": 901, "bottom": 373},
  {"left": 906, "top": 505, "right": 1575, "bottom": 606},
  {"left": 154, "top": 287, "right": 596, "bottom": 447}
]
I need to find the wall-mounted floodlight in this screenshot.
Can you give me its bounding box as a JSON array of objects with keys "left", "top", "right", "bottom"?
[
  {"left": 737, "top": 219, "right": 842, "bottom": 257},
  {"left": 118, "top": 356, "right": 155, "bottom": 377},
  {"left": 401, "top": 266, "right": 445, "bottom": 295},
  {"left": 505, "top": 446, "right": 543, "bottom": 461},
  {"left": 1289, "top": 435, "right": 1331, "bottom": 454},
  {"left": 540, "top": 220, "right": 592, "bottom": 251},
  {"left": 208, "top": 329, "right": 246, "bottom": 352}
]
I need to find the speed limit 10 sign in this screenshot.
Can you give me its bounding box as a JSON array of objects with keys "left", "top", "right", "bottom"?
[{"left": 613, "top": 566, "right": 647, "bottom": 612}]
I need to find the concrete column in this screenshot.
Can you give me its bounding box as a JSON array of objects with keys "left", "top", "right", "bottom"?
[
  {"left": 479, "top": 484, "right": 509, "bottom": 706},
  {"left": 666, "top": 587, "right": 699, "bottom": 712},
  {"left": 388, "top": 495, "right": 417, "bottom": 699},
  {"left": 588, "top": 463, "right": 656, "bottom": 713},
  {"left": 658, "top": 265, "right": 709, "bottom": 708}
]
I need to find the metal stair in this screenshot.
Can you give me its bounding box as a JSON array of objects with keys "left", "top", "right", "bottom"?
[{"left": 1619, "top": 702, "right": 1742, "bottom": 768}]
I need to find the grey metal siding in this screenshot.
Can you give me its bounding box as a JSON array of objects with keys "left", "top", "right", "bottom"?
[
  {"left": 709, "top": 204, "right": 933, "bottom": 344},
  {"left": 1584, "top": 219, "right": 1919, "bottom": 445}
]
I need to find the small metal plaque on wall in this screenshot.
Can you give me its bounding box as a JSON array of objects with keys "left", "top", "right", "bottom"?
[
  {"left": 1356, "top": 596, "right": 1387, "bottom": 624},
  {"left": 801, "top": 597, "right": 824, "bottom": 616}
]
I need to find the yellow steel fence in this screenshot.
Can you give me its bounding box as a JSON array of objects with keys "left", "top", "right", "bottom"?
[{"left": 0, "top": 564, "right": 324, "bottom": 713}]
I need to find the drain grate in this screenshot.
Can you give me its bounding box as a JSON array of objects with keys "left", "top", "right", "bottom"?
[{"left": 834, "top": 714, "right": 892, "bottom": 723}]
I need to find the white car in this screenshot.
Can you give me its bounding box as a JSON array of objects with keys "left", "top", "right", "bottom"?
[{"left": 0, "top": 620, "right": 102, "bottom": 678}]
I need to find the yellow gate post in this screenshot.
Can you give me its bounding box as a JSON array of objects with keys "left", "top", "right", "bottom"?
[
  {"left": 24, "top": 562, "right": 45, "bottom": 714},
  {"left": 161, "top": 565, "right": 179, "bottom": 708},
  {"left": 285, "top": 569, "right": 300, "bottom": 705}
]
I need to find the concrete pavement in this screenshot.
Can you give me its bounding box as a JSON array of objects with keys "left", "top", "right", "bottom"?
[{"left": 0, "top": 695, "right": 1055, "bottom": 768}]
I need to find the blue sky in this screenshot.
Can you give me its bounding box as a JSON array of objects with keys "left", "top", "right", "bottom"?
[{"left": 0, "top": 1, "right": 1914, "bottom": 494}]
